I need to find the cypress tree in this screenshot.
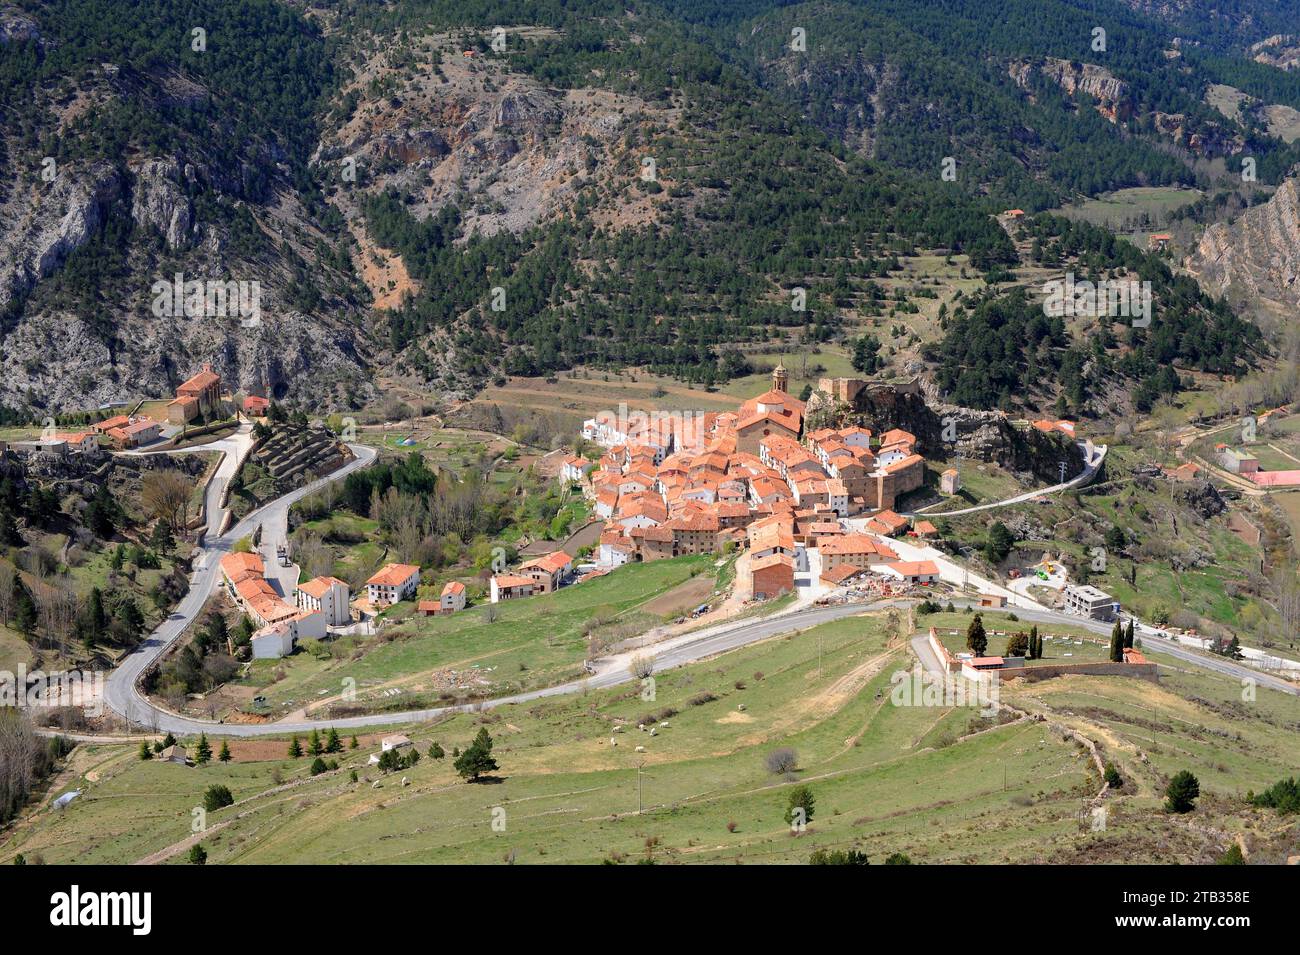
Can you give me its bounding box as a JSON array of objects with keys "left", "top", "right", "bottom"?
[
  {"left": 966, "top": 613, "right": 987, "bottom": 656},
  {"left": 1109, "top": 621, "right": 1124, "bottom": 662}
]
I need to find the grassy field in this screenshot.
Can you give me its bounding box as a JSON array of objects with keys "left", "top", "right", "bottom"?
[
  {"left": 1054, "top": 187, "right": 1201, "bottom": 231},
  {"left": 0, "top": 624, "right": 33, "bottom": 672},
  {"left": 1274, "top": 491, "right": 1300, "bottom": 553},
  {"left": 8, "top": 604, "right": 1297, "bottom": 865},
  {"left": 0, "top": 613, "right": 1082, "bottom": 864},
  {"left": 239, "top": 555, "right": 720, "bottom": 717},
  {"left": 910, "top": 458, "right": 1026, "bottom": 513}
]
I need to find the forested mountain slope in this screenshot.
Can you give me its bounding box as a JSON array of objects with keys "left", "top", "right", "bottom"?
[
  {"left": 0, "top": 0, "right": 372, "bottom": 415},
  {"left": 0, "top": 0, "right": 1295, "bottom": 415}
]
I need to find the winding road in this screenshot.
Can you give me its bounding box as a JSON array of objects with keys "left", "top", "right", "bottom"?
[
  {"left": 102, "top": 436, "right": 377, "bottom": 734},
  {"left": 905, "top": 439, "right": 1107, "bottom": 518}
]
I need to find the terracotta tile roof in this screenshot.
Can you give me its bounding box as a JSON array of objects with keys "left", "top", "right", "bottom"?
[
  {"left": 220, "top": 551, "right": 264, "bottom": 583},
  {"left": 178, "top": 367, "right": 220, "bottom": 394},
  {"left": 809, "top": 522, "right": 844, "bottom": 535},
  {"left": 492, "top": 574, "right": 537, "bottom": 589},
  {"left": 441, "top": 581, "right": 466, "bottom": 596},
  {"left": 367, "top": 563, "right": 420, "bottom": 587},
  {"left": 879, "top": 428, "right": 916, "bottom": 448},
  {"left": 821, "top": 564, "right": 867, "bottom": 584},
  {"left": 886, "top": 559, "right": 939, "bottom": 577},
  {"left": 519, "top": 551, "right": 572, "bottom": 575},
  {"left": 866, "top": 510, "right": 910, "bottom": 534},
  {"left": 667, "top": 513, "right": 720, "bottom": 533},
  {"left": 818, "top": 533, "right": 890, "bottom": 556},
  {"left": 737, "top": 407, "right": 801, "bottom": 433},
  {"left": 298, "top": 576, "right": 345, "bottom": 598},
  {"left": 883, "top": 452, "right": 924, "bottom": 474}
]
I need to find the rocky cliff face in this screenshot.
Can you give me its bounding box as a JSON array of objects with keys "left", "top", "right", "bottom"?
[
  {"left": 320, "top": 37, "right": 670, "bottom": 245},
  {"left": 806, "top": 382, "right": 1085, "bottom": 484},
  {"left": 0, "top": 146, "right": 373, "bottom": 412},
  {"left": 1151, "top": 111, "right": 1243, "bottom": 157},
  {"left": 1250, "top": 34, "right": 1300, "bottom": 71},
  {"left": 0, "top": 162, "right": 122, "bottom": 311},
  {"left": 1189, "top": 177, "right": 1300, "bottom": 313},
  {"left": 1009, "top": 58, "right": 1133, "bottom": 122},
  {"left": 130, "top": 158, "right": 193, "bottom": 250}
]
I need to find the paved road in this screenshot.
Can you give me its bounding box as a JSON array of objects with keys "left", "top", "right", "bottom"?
[
  {"left": 103, "top": 441, "right": 377, "bottom": 733},
  {"left": 906, "top": 440, "right": 1107, "bottom": 518}
]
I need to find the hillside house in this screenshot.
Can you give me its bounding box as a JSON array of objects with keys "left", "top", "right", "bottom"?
[
  {"left": 879, "top": 560, "right": 940, "bottom": 585},
  {"left": 440, "top": 580, "right": 466, "bottom": 612},
  {"left": 518, "top": 551, "right": 572, "bottom": 592},
  {"left": 560, "top": 456, "right": 593, "bottom": 483},
  {"left": 751, "top": 552, "right": 795, "bottom": 599},
  {"left": 296, "top": 576, "right": 351, "bottom": 626},
  {"left": 107, "top": 419, "right": 162, "bottom": 449},
  {"left": 366, "top": 563, "right": 421, "bottom": 606},
  {"left": 490, "top": 574, "right": 539, "bottom": 603}
]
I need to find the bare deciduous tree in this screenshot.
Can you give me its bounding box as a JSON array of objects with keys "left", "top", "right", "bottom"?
[
  {"left": 764, "top": 747, "right": 799, "bottom": 776},
  {"left": 0, "top": 708, "right": 40, "bottom": 824},
  {"left": 142, "top": 470, "right": 193, "bottom": 531},
  {"left": 628, "top": 654, "right": 654, "bottom": 680}
]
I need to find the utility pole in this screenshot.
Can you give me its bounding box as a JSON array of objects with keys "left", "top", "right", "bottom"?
[{"left": 1058, "top": 460, "right": 1066, "bottom": 485}]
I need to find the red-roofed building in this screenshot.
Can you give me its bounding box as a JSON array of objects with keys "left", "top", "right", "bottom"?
[
  {"left": 818, "top": 533, "right": 897, "bottom": 571},
  {"left": 666, "top": 512, "right": 721, "bottom": 554},
  {"left": 490, "top": 574, "right": 538, "bottom": 603},
  {"left": 441, "top": 580, "right": 467, "bottom": 613},
  {"left": 879, "top": 560, "right": 940, "bottom": 584},
  {"left": 820, "top": 563, "right": 869, "bottom": 587},
  {"left": 865, "top": 510, "right": 910, "bottom": 536},
  {"left": 630, "top": 524, "right": 675, "bottom": 561},
  {"left": 751, "top": 552, "right": 795, "bottom": 599},
  {"left": 168, "top": 363, "right": 222, "bottom": 424},
  {"left": 107, "top": 418, "right": 162, "bottom": 449},
  {"left": 295, "top": 575, "right": 350, "bottom": 626},
  {"left": 518, "top": 551, "right": 572, "bottom": 592},
  {"left": 243, "top": 394, "right": 270, "bottom": 417},
  {"left": 366, "top": 563, "right": 421, "bottom": 605}
]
